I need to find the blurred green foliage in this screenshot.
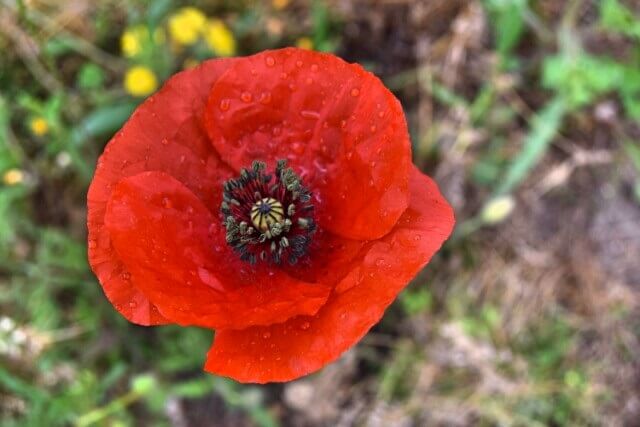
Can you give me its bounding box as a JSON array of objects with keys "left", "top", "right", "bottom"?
[{"left": 1, "top": 0, "right": 638, "bottom": 425}]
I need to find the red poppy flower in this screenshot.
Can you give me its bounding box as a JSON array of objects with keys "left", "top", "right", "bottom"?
[{"left": 87, "top": 48, "right": 454, "bottom": 383}]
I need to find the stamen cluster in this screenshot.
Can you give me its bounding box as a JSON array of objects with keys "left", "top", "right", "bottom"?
[{"left": 221, "top": 160, "right": 315, "bottom": 265}]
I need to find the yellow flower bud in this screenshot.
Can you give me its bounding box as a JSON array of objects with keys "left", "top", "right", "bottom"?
[
  {"left": 121, "top": 26, "right": 144, "bottom": 57},
  {"left": 204, "top": 19, "right": 236, "bottom": 57},
  {"left": 124, "top": 66, "right": 158, "bottom": 97},
  {"left": 3, "top": 169, "right": 24, "bottom": 186},
  {"left": 480, "top": 195, "right": 515, "bottom": 224},
  {"left": 168, "top": 7, "right": 207, "bottom": 46},
  {"left": 295, "top": 37, "right": 313, "bottom": 50},
  {"left": 29, "top": 117, "right": 49, "bottom": 136}
]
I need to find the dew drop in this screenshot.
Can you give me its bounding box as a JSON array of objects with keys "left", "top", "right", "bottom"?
[
  {"left": 263, "top": 332, "right": 271, "bottom": 339},
  {"left": 378, "top": 111, "right": 385, "bottom": 118},
  {"left": 180, "top": 155, "right": 186, "bottom": 164},
  {"left": 272, "top": 126, "right": 282, "bottom": 136},
  {"left": 219, "top": 99, "right": 230, "bottom": 111},
  {"left": 162, "top": 197, "right": 172, "bottom": 208},
  {"left": 300, "top": 321, "right": 310, "bottom": 330},
  {"left": 121, "top": 272, "right": 131, "bottom": 280},
  {"left": 280, "top": 72, "right": 288, "bottom": 79},
  {"left": 414, "top": 235, "right": 422, "bottom": 241},
  {"left": 300, "top": 110, "right": 320, "bottom": 119},
  {"left": 161, "top": 138, "right": 169, "bottom": 145},
  {"left": 340, "top": 120, "right": 347, "bottom": 129},
  {"left": 296, "top": 60, "right": 303, "bottom": 68},
  {"left": 291, "top": 142, "right": 304, "bottom": 155},
  {"left": 250, "top": 68, "right": 258, "bottom": 76},
  {"left": 259, "top": 91, "right": 272, "bottom": 104},
  {"left": 128, "top": 301, "right": 137, "bottom": 308},
  {"left": 350, "top": 88, "right": 360, "bottom": 97},
  {"left": 306, "top": 77, "right": 313, "bottom": 85},
  {"left": 266, "top": 56, "right": 276, "bottom": 66},
  {"left": 370, "top": 125, "right": 377, "bottom": 133},
  {"left": 88, "top": 240, "right": 97, "bottom": 249},
  {"left": 259, "top": 356, "right": 265, "bottom": 361},
  {"left": 288, "top": 83, "right": 297, "bottom": 91},
  {"left": 241, "top": 92, "right": 253, "bottom": 103},
  {"left": 311, "top": 64, "right": 319, "bottom": 72}
]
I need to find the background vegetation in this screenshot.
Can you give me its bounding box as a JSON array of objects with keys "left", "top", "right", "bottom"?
[{"left": 1, "top": 0, "right": 639, "bottom": 425}]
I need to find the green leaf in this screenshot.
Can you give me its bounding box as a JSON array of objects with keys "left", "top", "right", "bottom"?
[
  {"left": 496, "top": 97, "right": 566, "bottom": 195},
  {"left": 484, "top": 0, "right": 528, "bottom": 57},
  {"left": 543, "top": 54, "right": 623, "bottom": 109},
  {"left": 77, "top": 63, "right": 105, "bottom": 90},
  {"left": 600, "top": 0, "right": 640, "bottom": 40},
  {"left": 73, "top": 102, "right": 137, "bottom": 142}
]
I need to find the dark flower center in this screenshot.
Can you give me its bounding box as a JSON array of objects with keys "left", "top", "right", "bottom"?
[{"left": 221, "top": 160, "right": 315, "bottom": 265}]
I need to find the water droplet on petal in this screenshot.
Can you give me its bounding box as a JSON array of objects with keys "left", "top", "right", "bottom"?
[
  {"left": 88, "top": 240, "right": 97, "bottom": 249},
  {"left": 128, "top": 301, "right": 137, "bottom": 308},
  {"left": 291, "top": 142, "right": 304, "bottom": 154},
  {"left": 378, "top": 111, "right": 385, "bottom": 118},
  {"left": 370, "top": 125, "right": 377, "bottom": 132},
  {"left": 300, "top": 321, "right": 310, "bottom": 330},
  {"left": 300, "top": 110, "right": 320, "bottom": 119},
  {"left": 161, "top": 138, "right": 169, "bottom": 145},
  {"left": 121, "top": 272, "right": 131, "bottom": 280},
  {"left": 263, "top": 332, "right": 271, "bottom": 339},
  {"left": 259, "top": 91, "right": 272, "bottom": 104},
  {"left": 311, "top": 64, "right": 319, "bottom": 72},
  {"left": 296, "top": 60, "right": 303, "bottom": 68},
  {"left": 162, "top": 197, "right": 172, "bottom": 208},
  {"left": 219, "top": 99, "right": 230, "bottom": 111},
  {"left": 241, "top": 92, "right": 253, "bottom": 103},
  {"left": 266, "top": 56, "right": 275, "bottom": 67},
  {"left": 350, "top": 88, "right": 360, "bottom": 97}
]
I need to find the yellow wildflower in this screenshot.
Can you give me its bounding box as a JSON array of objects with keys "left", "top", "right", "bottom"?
[
  {"left": 272, "top": 0, "right": 290, "bottom": 10},
  {"left": 295, "top": 37, "right": 314, "bottom": 50},
  {"left": 29, "top": 117, "right": 49, "bottom": 136},
  {"left": 121, "top": 26, "right": 144, "bottom": 57},
  {"left": 168, "top": 7, "right": 207, "bottom": 46},
  {"left": 204, "top": 19, "right": 236, "bottom": 57},
  {"left": 124, "top": 66, "right": 158, "bottom": 97},
  {"left": 3, "top": 169, "right": 24, "bottom": 186}
]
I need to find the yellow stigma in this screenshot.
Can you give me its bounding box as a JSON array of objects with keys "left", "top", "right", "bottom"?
[{"left": 250, "top": 198, "right": 284, "bottom": 232}]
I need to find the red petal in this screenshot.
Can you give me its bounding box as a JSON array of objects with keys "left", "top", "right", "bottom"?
[
  {"left": 87, "top": 59, "right": 237, "bottom": 325},
  {"left": 203, "top": 48, "right": 411, "bottom": 240},
  {"left": 105, "top": 171, "right": 332, "bottom": 330},
  {"left": 204, "top": 167, "right": 455, "bottom": 383}
]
